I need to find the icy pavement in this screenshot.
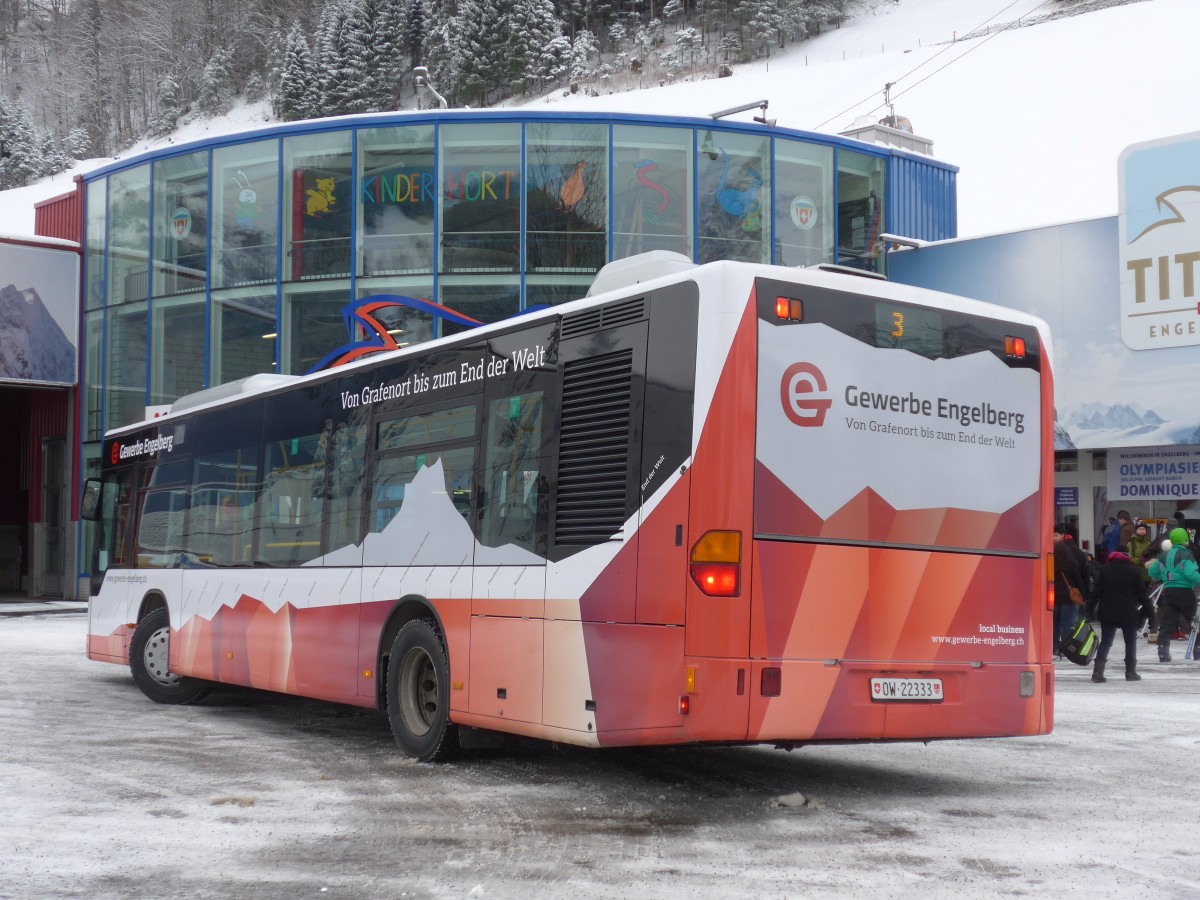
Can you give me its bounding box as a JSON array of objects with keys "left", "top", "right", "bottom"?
[{"left": 1, "top": 612, "right": 1197, "bottom": 899}]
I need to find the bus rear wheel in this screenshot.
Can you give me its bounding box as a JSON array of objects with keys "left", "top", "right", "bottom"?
[
  {"left": 386, "top": 619, "right": 458, "bottom": 761},
  {"left": 129, "top": 607, "right": 211, "bottom": 705}
]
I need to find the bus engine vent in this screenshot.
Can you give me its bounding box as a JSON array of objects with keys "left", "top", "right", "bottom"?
[
  {"left": 555, "top": 348, "right": 634, "bottom": 544},
  {"left": 560, "top": 297, "right": 646, "bottom": 340}
]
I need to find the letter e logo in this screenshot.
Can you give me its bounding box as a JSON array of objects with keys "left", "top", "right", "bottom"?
[{"left": 781, "top": 362, "right": 832, "bottom": 427}]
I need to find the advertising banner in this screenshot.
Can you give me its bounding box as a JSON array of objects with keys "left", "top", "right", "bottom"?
[
  {"left": 1119, "top": 132, "right": 1200, "bottom": 351},
  {"left": 0, "top": 237, "right": 80, "bottom": 387},
  {"left": 756, "top": 319, "right": 1041, "bottom": 552},
  {"left": 1107, "top": 445, "right": 1200, "bottom": 503}
]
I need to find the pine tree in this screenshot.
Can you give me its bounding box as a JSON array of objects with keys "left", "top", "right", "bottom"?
[
  {"left": 456, "top": 0, "right": 507, "bottom": 106},
  {"left": 315, "top": 1, "right": 357, "bottom": 116},
  {"left": 344, "top": 0, "right": 402, "bottom": 113},
  {"left": 150, "top": 74, "right": 185, "bottom": 137},
  {"left": 568, "top": 29, "right": 599, "bottom": 83},
  {"left": 404, "top": 0, "right": 426, "bottom": 70},
  {"left": 0, "top": 99, "right": 45, "bottom": 190},
  {"left": 509, "top": 0, "right": 563, "bottom": 95},
  {"left": 278, "top": 23, "right": 317, "bottom": 121},
  {"left": 65, "top": 128, "right": 92, "bottom": 161},
  {"left": 198, "top": 47, "right": 236, "bottom": 116}
]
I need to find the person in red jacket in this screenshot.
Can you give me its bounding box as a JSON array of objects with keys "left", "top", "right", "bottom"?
[{"left": 1086, "top": 550, "right": 1154, "bottom": 683}]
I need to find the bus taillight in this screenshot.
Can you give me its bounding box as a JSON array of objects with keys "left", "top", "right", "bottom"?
[
  {"left": 1047, "top": 551, "right": 1055, "bottom": 610},
  {"left": 1005, "top": 335, "right": 1026, "bottom": 358},
  {"left": 690, "top": 531, "right": 741, "bottom": 597},
  {"left": 776, "top": 297, "right": 803, "bottom": 321}
]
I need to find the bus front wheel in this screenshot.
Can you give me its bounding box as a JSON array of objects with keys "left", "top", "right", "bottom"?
[
  {"left": 129, "top": 607, "right": 211, "bottom": 705},
  {"left": 386, "top": 619, "right": 458, "bottom": 761}
]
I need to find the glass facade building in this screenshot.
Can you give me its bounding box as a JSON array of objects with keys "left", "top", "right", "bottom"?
[{"left": 77, "top": 109, "right": 957, "bottom": 567}]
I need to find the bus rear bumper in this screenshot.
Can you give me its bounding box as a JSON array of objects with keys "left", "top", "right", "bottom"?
[{"left": 742, "top": 659, "right": 1053, "bottom": 742}]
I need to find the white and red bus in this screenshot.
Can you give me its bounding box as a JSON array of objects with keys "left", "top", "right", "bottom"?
[{"left": 83, "top": 253, "right": 1055, "bottom": 759}]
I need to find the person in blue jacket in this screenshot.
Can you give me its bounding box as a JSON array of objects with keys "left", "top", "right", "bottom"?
[{"left": 1147, "top": 527, "right": 1200, "bottom": 662}]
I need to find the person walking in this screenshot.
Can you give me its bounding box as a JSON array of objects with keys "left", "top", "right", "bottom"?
[
  {"left": 1086, "top": 550, "right": 1154, "bottom": 682},
  {"left": 1117, "top": 510, "right": 1136, "bottom": 548},
  {"left": 1053, "top": 529, "right": 1085, "bottom": 655},
  {"left": 1127, "top": 522, "right": 1154, "bottom": 586},
  {"left": 1147, "top": 526, "right": 1200, "bottom": 662}
]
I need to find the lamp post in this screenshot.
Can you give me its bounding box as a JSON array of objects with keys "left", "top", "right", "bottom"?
[
  {"left": 413, "top": 66, "right": 448, "bottom": 109},
  {"left": 709, "top": 99, "right": 774, "bottom": 127}
]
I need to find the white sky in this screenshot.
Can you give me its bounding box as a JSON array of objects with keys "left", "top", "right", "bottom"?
[{"left": 1, "top": 0, "right": 1196, "bottom": 240}]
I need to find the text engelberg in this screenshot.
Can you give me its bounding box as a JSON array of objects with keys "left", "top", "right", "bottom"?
[{"left": 844, "top": 385, "right": 1025, "bottom": 434}]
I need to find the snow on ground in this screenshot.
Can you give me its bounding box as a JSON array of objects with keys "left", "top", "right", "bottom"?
[
  {"left": 2, "top": 0, "right": 1197, "bottom": 240},
  {"left": 1, "top": 611, "right": 1199, "bottom": 898}
]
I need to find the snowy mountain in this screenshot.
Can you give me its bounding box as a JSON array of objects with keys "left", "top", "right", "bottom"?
[{"left": 0, "top": 282, "right": 75, "bottom": 384}]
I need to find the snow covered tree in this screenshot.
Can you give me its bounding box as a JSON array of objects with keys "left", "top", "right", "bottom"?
[
  {"left": 315, "top": 1, "right": 357, "bottom": 115},
  {"left": 674, "top": 26, "right": 700, "bottom": 72},
  {"left": 508, "top": 0, "right": 564, "bottom": 95},
  {"left": 277, "top": 23, "right": 317, "bottom": 121},
  {"left": 198, "top": 47, "right": 236, "bottom": 116},
  {"left": 456, "top": 0, "right": 508, "bottom": 106},
  {"left": 343, "top": 0, "right": 403, "bottom": 113},
  {"left": 0, "top": 99, "right": 44, "bottom": 189},
  {"left": 149, "top": 74, "right": 185, "bottom": 137},
  {"left": 569, "top": 29, "right": 599, "bottom": 83},
  {"left": 403, "top": 0, "right": 426, "bottom": 70},
  {"left": 65, "top": 128, "right": 92, "bottom": 161}
]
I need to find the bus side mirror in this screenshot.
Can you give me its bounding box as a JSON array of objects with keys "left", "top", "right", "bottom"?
[{"left": 80, "top": 478, "right": 102, "bottom": 521}]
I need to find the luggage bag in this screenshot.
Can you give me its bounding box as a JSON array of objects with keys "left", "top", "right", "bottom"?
[{"left": 1060, "top": 617, "right": 1098, "bottom": 666}]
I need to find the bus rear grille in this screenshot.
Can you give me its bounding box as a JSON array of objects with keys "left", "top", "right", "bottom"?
[
  {"left": 561, "top": 297, "right": 646, "bottom": 340},
  {"left": 555, "top": 349, "right": 634, "bottom": 544}
]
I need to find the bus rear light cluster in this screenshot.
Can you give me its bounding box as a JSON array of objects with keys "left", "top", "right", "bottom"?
[
  {"left": 1004, "top": 336, "right": 1026, "bottom": 358},
  {"left": 1047, "top": 551, "right": 1055, "bottom": 610},
  {"left": 775, "top": 296, "right": 804, "bottom": 321},
  {"left": 689, "top": 530, "right": 741, "bottom": 597}
]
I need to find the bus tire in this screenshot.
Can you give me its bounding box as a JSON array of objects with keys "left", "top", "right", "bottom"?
[
  {"left": 386, "top": 619, "right": 458, "bottom": 761},
  {"left": 129, "top": 607, "right": 211, "bottom": 705}
]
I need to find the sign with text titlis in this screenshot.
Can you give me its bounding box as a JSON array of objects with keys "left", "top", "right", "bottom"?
[{"left": 1119, "top": 132, "right": 1200, "bottom": 350}]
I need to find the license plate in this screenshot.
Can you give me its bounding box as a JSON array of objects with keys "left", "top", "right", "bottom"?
[{"left": 870, "top": 677, "right": 943, "bottom": 702}]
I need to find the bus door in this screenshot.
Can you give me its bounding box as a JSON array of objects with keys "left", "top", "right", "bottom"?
[
  {"left": 88, "top": 457, "right": 139, "bottom": 663},
  {"left": 469, "top": 325, "right": 556, "bottom": 727}
]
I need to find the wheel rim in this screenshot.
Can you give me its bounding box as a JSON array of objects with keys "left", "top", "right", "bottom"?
[
  {"left": 142, "top": 626, "right": 181, "bottom": 687},
  {"left": 398, "top": 646, "right": 438, "bottom": 737}
]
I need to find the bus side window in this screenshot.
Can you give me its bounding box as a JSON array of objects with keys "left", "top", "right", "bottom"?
[
  {"left": 186, "top": 446, "right": 259, "bottom": 566},
  {"left": 327, "top": 422, "right": 367, "bottom": 553},
  {"left": 136, "top": 489, "right": 189, "bottom": 568},
  {"left": 369, "top": 405, "right": 478, "bottom": 534},
  {"left": 255, "top": 424, "right": 331, "bottom": 566},
  {"left": 480, "top": 392, "right": 547, "bottom": 555},
  {"left": 369, "top": 446, "right": 475, "bottom": 533}
]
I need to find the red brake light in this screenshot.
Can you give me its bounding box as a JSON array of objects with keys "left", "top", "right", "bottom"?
[
  {"left": 775, "top": 296, "right": 803, "bottom": 321},
  {"left": 1005, "top": 336, "right": 1026, "bottom": 358},
  {"left": 689, "top": 562, "right": 740, "bottom": 597},
  {"left": 690, "top": 531, "right": 741, "bottom": 596}
]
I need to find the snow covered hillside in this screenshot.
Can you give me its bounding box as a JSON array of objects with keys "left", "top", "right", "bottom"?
[{"left": 1, "top": 0, "right": 1195, "bottom": 242}]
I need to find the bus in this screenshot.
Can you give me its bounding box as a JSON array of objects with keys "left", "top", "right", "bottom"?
[{"left": 82, "top": 252, "right": 1055, "bottom": 760}]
